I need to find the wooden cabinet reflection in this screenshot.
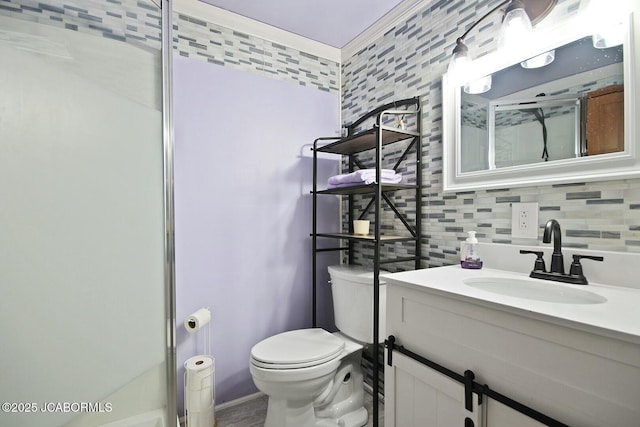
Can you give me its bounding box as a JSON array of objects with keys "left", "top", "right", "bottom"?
[{"left": 586, "top": 85, "right": 624, "bottom": 155}]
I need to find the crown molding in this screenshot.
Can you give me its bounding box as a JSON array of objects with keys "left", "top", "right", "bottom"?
[
  {"left": 341, "top": 0, "right": 426, "bottom": 61},
  {"left": 174, "top": 0, "right": 341, "bottom": 63}
]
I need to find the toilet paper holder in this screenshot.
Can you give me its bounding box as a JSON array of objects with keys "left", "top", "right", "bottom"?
[{"left": 184, "top": 307, "right": 211, "bottom": 356}]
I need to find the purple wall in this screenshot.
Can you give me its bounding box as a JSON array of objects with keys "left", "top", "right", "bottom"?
[{"left": 173, "top": 56, "right": 340, "bottom": 409}]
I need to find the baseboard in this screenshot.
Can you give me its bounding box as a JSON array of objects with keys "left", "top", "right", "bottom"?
[
  {"left": 214, "top": 391, "right": 265, "bottom": 412},
  {"left": 178, "top": 392, "right": 264, "bottom": 426}
]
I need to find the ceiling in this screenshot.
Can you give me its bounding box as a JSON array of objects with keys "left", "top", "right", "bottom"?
[{"left": 198, "top": 0, "right": 407, "bottom": 48}]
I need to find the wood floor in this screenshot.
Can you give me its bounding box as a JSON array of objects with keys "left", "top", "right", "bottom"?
[{"left": 214, "top": 391, "right": 384, "bottom": 427}]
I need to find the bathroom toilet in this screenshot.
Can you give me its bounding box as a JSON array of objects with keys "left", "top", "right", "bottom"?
[{"left": 249, "top": 265, "right": 387, "bottom": 427}]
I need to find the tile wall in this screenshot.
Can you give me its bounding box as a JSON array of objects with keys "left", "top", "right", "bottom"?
[
  {"left": 341, "top": 0, "right": 640, "bottom": 272},
  {"left": 173, "top": 13, "right": 340, "bottom": 93},
  {"left": 0, "top": 0, "right": 162, "bottom": 49}
]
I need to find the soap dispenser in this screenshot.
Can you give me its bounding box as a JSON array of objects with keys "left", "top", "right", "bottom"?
[{"left": 461, "top": 231, "right": 483, "bottom": 269}]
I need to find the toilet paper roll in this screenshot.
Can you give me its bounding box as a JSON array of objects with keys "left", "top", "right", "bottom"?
[
  {"left": 184, "top": 356, "right": 214, "bottom": 391},
  {"left": 186, "top": 404, "right": 214, "bottom": 427},
  {"left": 184, "top": 355, "right": 215, "bottom": 427},
  {"left": 184, "top": 308, "right": 211, "bottom": 333}
]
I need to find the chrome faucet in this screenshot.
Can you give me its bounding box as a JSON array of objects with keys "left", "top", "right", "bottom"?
[
  {"left": 520, "top": 218, "right": 604, "bottom": 285},
  {"left": 543, "top": 219, "right": 564, "bottom": 274}
]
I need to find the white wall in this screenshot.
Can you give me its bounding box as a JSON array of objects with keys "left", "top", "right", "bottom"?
[{"left": 173, "top": 56, "right": 340, "bottom": 407}]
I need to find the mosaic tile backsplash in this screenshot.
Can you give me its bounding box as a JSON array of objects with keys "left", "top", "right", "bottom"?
[
  {"left": 0, "top": 0, "right": 162, "bottom": 49},
  {"left": 173, "top": 13, "right": 340, "bottom": 93},
  {"left": 341, "top": 0, "right": 640, "bottom": 270}
]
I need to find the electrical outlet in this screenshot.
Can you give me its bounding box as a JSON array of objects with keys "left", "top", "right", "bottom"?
[{"left": 511, "top": 202, "right": 538, "bottom": 239}]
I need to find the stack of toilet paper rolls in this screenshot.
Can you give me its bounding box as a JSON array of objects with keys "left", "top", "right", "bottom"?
[{"left": 184, "top": 355, "right": 215, "bottom": 427}]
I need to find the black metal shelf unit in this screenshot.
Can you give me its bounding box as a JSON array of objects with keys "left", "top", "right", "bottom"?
[{"left": 311, "top": 97, "right": 422, "bottom": 427}]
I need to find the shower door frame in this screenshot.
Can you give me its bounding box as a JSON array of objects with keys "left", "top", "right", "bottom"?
[{"left": 162, "top": 0, "right": 178, "bottom": 425}]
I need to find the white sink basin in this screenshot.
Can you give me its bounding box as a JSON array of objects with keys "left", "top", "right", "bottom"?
[{"left": 463, "top": 277, "right": 607, "bottom": 304}]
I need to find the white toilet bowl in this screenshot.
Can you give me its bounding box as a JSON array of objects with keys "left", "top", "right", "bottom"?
[
  {"left": 249, "top": 265, "right": 386, "bottom": 427},
  {"left": 249, "top": 328, "right": 368, "bottom": 427}
]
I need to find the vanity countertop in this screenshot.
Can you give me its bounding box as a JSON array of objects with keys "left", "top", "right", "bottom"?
[{"left": 382, "top": 265, "right": 640, "bottom": 345}]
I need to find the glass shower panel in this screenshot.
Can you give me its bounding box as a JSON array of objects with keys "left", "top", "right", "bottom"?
[{"left": 0, "top": 1, "right": 171, "bottom": 426}]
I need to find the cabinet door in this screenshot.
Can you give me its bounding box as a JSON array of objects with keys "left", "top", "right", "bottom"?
[
  {"left": 484, "top": 398, "right": 545, "bottom": 427},
  {"left": 586, "top": 85, "right": 624, "bottom": 155},
  {"left": 385, "top": 352, "right": 482, "bottom": 427}
]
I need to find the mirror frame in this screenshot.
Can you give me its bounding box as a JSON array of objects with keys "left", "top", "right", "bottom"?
[{"left": 443, "top": 12, "right": 637, "bottom": 192}]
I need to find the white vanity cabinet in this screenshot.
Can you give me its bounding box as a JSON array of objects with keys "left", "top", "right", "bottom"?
[
  {"left": 385, "top": 350, "right": 482, "bottom": 427},
  {"left": 383, "top": 266, "right": 640, "bottom": 427},
  {"left": 484, "top": 399, "right": 546, "bottom": 427}
]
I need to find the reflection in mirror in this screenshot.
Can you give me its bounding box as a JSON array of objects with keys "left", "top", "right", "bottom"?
[{"left": 460, "top": 35, "right": 624, "bottom": 173}]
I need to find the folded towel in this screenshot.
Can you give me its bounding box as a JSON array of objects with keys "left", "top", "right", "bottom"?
[
  {"left": 328, "top": 169, "right": 400, "bottom": 186},
  {"left": 327, "top": 170, "right": 403, "bottom": 189}
]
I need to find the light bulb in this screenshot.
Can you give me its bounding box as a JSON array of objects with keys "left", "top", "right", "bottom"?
[
  {"left": 498, "top": 0, "right": 533, "bottom": 51},
  {"left": 448, "top": 38, "right": 471, "bottom": 83},
  {"left": 584, "top": 0, "right": 629, "bottom": 48},
  {"left": 592, "top": 22, "right": 625, "bottom": 48},
  {"left": 463, "top": 75, "right": 492, "bottom": 94},
  {"left": 521, "top": 50, "right": 555, "bottom": 68}
]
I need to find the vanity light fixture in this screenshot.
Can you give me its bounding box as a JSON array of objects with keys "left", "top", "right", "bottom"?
[{"left": 448, "top": 0, "right": 557, "bottom": 80}]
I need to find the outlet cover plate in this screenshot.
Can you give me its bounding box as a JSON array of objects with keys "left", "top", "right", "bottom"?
[{"left": 511, "top": 202, "right": 539, "bottom": 239}]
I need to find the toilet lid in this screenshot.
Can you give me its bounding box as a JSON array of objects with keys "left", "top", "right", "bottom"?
[{"left": 251, "top": 328, "right": 345, "bottom": 369}]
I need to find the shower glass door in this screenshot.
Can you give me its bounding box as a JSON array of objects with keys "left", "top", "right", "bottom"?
[{"left": 0, "top": 1, "right": 174, "bottom": 426}]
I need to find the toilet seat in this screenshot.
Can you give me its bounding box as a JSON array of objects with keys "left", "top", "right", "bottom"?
[{"left": 251, "top": 328, "right": 345, "bottom": 369}]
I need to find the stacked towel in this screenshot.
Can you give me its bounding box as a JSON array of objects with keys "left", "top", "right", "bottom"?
[{"left": 327, "top": 169, "right": 402, "bottom": 188}]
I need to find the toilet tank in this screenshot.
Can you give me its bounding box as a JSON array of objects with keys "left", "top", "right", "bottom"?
[{"left": 328, "top": 264, "right": 388, "bottom": 344}]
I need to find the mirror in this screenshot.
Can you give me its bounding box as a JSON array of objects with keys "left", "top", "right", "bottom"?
[
  {"left": 461, "top": 36, "right": 623, "bottom": 173},
  {"left": 443, "top": 13, "right": 638, "bottom": 192},
  {"left": 462, "top": 93, "right": 584, "bottom": 172}
]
